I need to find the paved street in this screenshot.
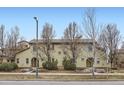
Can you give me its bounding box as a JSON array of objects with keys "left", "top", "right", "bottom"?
[{"left": 0, "top": 80, "right": 124, "bottom": 85}]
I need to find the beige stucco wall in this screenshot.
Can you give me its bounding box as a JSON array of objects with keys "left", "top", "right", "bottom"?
[
  {"left": 0, "top": 57, "right": 14, "bottom": 64},
  {"left": 52, "top": 44, "right": 64, "bottom": 67},
  {"left": 117, "top": 53, "right": 124, "bottom": 68},
  {"left": 2, "top": 58, "right": 8, "bottom": 63},
  {"left": 95, "top": 49, "right": 110, "bottom": 67},
  {"left": 0, "top": 57, "right": 8, "bottom": 63},
  {"left": 15, "top": 43, "right": 110, "bottom": 68},
  {"left": 118, "top": 53, "right": 124, "bottom": 63},
  {"left": 15, "top": 46, "right": 43, "bottom": 68}
]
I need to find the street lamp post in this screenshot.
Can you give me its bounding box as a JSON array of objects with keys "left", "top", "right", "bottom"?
[{"left": 34, "top": 17, "right": 38, "bottom": 78}]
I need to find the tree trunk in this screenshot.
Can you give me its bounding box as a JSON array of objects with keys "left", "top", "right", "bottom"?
[
  {"left": 46, "top": 41, "right": 51, "bottom": 63},
  {"left": 92, "top": 38, "right": 96, "bottom": 77}
]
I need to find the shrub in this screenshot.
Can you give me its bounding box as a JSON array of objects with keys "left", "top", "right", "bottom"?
[
  {"left": 42, "top": 58, "right": 58, "bottom": 70},
  {"left": 62, "top": 57, "right": 76, "bottom": 70},
  {"left": 11, "top": 63, "right": 18, "bottom": 69},
  {"left": 0, "top": 63, "right": 18, "bottom": 72}
]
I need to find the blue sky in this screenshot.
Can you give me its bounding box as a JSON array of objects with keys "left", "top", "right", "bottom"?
[{"left": 0, "top": 7, "right": 124, "bottom": 41}]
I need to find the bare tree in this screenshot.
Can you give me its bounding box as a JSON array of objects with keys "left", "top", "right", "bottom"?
[
  {"left": 121, "top": 41, "right": 124, "bottom": 49},
  {"left": 99, "top": 24, "right": 121, "bottom": 68},
  {"left": 82, "top": 8, "right": 99, "bottom": 76},
  {"left": 40, "top": 23, "right": 55, "bottom": 63},
  {"left": 20, "top": 36, "right": 26, "bottom": 41},
  {"left": 63, "top": 22, "right": 82, "bottom": 63},
  {"left": 0, "top": 25, "right": 5, "bottom": 55},
  {"left": 5, "top": 26, "right": 20, "bottom": 57}
]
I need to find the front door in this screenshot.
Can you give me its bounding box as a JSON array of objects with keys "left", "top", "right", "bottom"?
[
  {"left": 86, "top": 57, "right": 94, "bottom": 67},
  {"left": 31, "top": 57, "right": 37, "bottom": 67},
  {"left": 31, "top": 57, "right": 39, "bottom": 67}
]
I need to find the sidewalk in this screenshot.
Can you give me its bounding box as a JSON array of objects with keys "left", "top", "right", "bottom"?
[
  {"left": 0, "top": 72, "right": 124, "bottom": 80},
  {"left": 0, "top": 72, "right": 124, "bottom": 75}
]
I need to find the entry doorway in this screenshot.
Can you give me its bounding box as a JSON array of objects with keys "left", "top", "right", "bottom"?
[
  {"left": 86, "top": 57, "right": 94, "bottom": 67},
  {"left": 31, "top": 57, "right": 39, "bottom": 67}
]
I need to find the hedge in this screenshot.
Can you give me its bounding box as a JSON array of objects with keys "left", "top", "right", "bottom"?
[
  {"left": 42, "top": 58, "right": 58, "bottom": 70},
  {"left": 0, "top": 63, "right": 18, "bottom": 72},
  {"left": 62, "top": 57, "right": 76, "bottom": 70}
]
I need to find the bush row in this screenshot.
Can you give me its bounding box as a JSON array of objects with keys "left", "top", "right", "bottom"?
[
  {"left": 42, "top": 57, "right": 76, "bottom": 70},
  {"left": 42, "top": 58, "right": 58, "bottom": 70},
  {"left": 0, "top": 63, "right": 18, "bottom": 72},
  {"left": 62, "top": 57, "right": 76, "bottom": 70}
]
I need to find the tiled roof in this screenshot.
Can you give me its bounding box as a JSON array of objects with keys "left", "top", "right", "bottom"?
[
  {"left": 16, "top": 47, "right": 30, "bottom": 54},
  {"left": 29, "top": 39, "right": 95, "bottom": 44}
]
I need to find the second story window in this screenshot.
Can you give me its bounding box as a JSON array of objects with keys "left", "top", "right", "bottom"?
[
  {"left": 81, "top": 58, "right": 84, "bottom": 61},
  {"left": 88, "top": 44, "right": 93, "bottom": 52},
  {"left": 50, "top": 44, "right": 54, "bottom": 50},
  {"left": 58, "top": 51, "right": 61, "bottom": 55},
  {"left": 97, "top": 61, "right": 100, "bottom": 64}
]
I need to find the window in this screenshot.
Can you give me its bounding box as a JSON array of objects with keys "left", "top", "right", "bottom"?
[
  {"left": 41, "top": 58, "right": 44, "bottom": 61},
  {"left": 50, "top": 44, "right": 54, "bottom": 50},
  {"left": 7, "top": 60, "right": 9, "bottom": 62},
  {"left": 26, "top": 58, "right": 29, "bottom": 64},
  {"left": 11, "top": 60, "right": 15, "bottom": 63},
  {"left": 58, "top": 51, "right": 61, "bottom": 55},
  {"left": 97, "top": 61, "right": 100, "bottom": 64},
  {"left": 63, "top": 51, "right": 67, "bottom": 55},
  {"left": 81, "top": 58, "right": 84, "bottom": 61},
  {"left": 88, "top": 44, "right": 92, "bottom": 51},
  {"left": 0, "top": 59, "right": 3, "bottom": 64},
  {"left": 17, "top": 58, "right": 19, "bottom": 63},
  {"left": 25, "top": 45, "right": 28, "bottom": 47},
  {"left": 52, "top": 58, "right": 55, "bottom": 62}
]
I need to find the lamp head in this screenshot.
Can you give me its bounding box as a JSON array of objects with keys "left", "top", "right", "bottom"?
[{"left": 34, "top": 17, "right": 38, "bottom": 21}]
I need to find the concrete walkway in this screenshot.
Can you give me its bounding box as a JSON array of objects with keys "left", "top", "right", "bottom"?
[{"left": 0, "top": 72, "right": 123, "bottom": 75}]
